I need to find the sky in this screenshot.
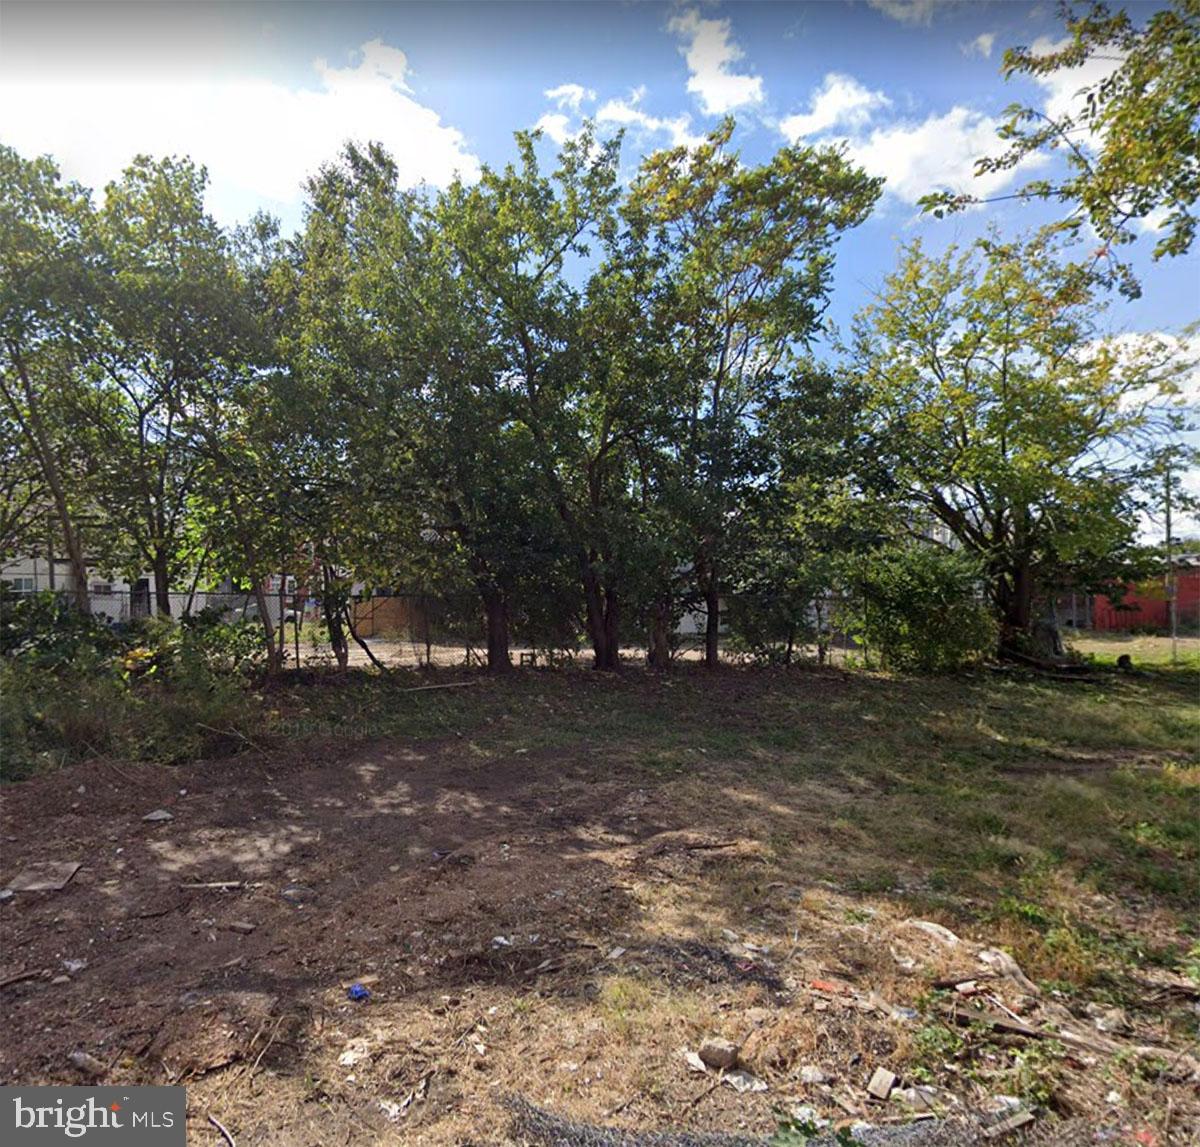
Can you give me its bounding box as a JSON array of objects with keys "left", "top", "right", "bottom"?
[{"left": 1, "top": 0, "right": 1197, "bottom": 520}]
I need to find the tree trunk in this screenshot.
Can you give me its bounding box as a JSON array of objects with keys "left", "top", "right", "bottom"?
[
  {"left": 254, "top": 580, "right": 280, "bottom": 675},
  {"left": 152, "top": 551, "right": 172, "bottom": 616},
  {"left": 580, "top": 562, "right": 621, "bottom": 671},
  {"left": 648, "top": 595, "right": 672, "bottom": 671},
  {"left": 322, "top": 565, "right": 348, "bottom": 671},
  {"left": 998, "top": 559, "right": 1034, "bottom": 638},
  {"left": 59, "top": 514, "right": 90, "bottom": 614},
  {"left": 704, "top": 577, "right": 720, "bottom": 668},
  {"left": 481, "top": 586, "right": 511, "bottom": 673}
]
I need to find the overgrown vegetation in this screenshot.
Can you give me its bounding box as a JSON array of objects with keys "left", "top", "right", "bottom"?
[
  {"left": 841, "top": 545, "right": 997, "bottom": 672},
  {"left": 0, "top": 591, "right": 264, "bottom": 778}
]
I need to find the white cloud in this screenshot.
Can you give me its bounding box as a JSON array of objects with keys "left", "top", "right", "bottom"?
[
  {"left": 780, "top": 73, "right": 891, "bottom": 140},
  {"left": 1026, "top": 34, "right": 1123, "bottom": 136},
  {"left": 867, "top": 0, "right": 953, "bottom": 26},
  {"left": 667, "top": 8, "right": 764, "bottom": 116},
  {"left": 780, "top": 73, "right": 1045, "bottom": 205},
  {"left": 962, "top": 32, "right": 998, "bottom": 58},
  {"left": 533, "top": 113, "right": 574, "bottom": 146},
  {"left": 0, "top": 38, "right": 479, "bottom": 220},
  {"left": 544, "top": 83, "right": 596, "bottom": 113},
  {"left": 844, "top": 106, "right": 1048, "bottom": 204},
  {"left": 596, "top": 87, "right": 704, "bottom": 150}
]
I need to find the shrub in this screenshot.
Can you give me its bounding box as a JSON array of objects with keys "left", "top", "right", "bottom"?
[
  {"left": 841, "top": 544, "right": 996, "bottom": 672},
  {"left": 0, "top": 594, "right": 266, "bottom": 779}
]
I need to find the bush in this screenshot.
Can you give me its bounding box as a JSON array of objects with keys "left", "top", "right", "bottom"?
[
  {"left": 842, "top": 544, "right": 996, "bottom": 672},
  {"left": 0, "top": 594, "right": 266, "bottom": 779}
]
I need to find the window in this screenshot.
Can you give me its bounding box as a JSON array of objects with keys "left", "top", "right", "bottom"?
[
  {"left": 4, "top": 577, "right": 36, "bottom": 594},
  {"left": 91, "top": 582, "right": 113, "bottom": 596}
]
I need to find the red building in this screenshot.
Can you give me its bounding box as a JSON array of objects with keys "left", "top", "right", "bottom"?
[{"left": 1088, "top": 556, "right": 1200, "bottom": 632}]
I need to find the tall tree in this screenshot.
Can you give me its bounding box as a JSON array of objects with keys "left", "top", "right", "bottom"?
[
  {"left": 851, "top": 231, "right": 1191, "bottom": 642},
  {"left": 624, "top": 121, "right": 881, "bottom": 664},
  {"left": 84, "top": 156, "right": 246, "bottom": 614},
  {"left": 923, "top": 0, "right": 1200, "bottom": 295},
  {"left": 0, "top": 147, "right": 96, "bottom": 611},
  {"left": 434, "top": 128, "right": 631, "bottom": 668}
]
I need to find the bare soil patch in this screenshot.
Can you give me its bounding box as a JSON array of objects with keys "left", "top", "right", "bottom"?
[{"left": 2, "top": 670, "right": 1196, "bottom": 1145}]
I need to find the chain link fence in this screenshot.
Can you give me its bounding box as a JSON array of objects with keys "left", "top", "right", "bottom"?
[{"left": 3, "top": 584, "right": 861, "bottom": 669}]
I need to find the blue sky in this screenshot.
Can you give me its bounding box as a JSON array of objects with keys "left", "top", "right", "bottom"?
[{"left": 0, "top": 1, "right": 1196, "bottom": 348}]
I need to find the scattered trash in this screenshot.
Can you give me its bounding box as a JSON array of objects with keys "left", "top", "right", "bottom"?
[
  {"left": 683, "top": 1050, "right": 708, "bottom": 1074},
  {"left": 1105, "top": 1089, "right": 1123, "bottom": 1105},
  {"left": 379, "top": 1099, "right": 403, "bottom": 1122},
  {"left": 62, "top": 959, "right": 87, "bottom": 974},
  {"left": 720, "top": 928, "right": 740, "bottom": 943},
  {"left": 799, "top": 1065, "right": 827, "bottom": 1084},
  {"left": 607, "top": 946, "right": 626, "bottom": 960},
  {"left": 491, "top": 935, "right": 513, "bottom": 948},
  {"left": 1086, "top": 1003, "right": 1130, "bottom": 1034},
  {"left": 890, "top": 1006, "right": 919, "bottom": 1022},
  {"left": 722, "top": 1068, "right": 767, "bottom": 1093},
  {"left": 226, "top": 921, "right": 256, "bottom": 935},
  {"left": 893, "top": 1086, "right": 939, "bottom": 1111},
  {"left": 68, "top": 1050, "right": 105, "bottom": 1077},
  {"left": 279, "top": 883, "right": 317, "bottom": 906},
  {"left": 981, "top": 1104, "right": 1035, "bottom": 1138},
  {"left": 339, "top": 1047, "right": 367, "bottom": 1067},
  {"left": 903, "top": 919, "right": 961, "bottom": 948},
  {"left": 867, "top": 1067, "right": 898, "bottom": 1100},
  {"left": 51, "top": 975, "right": 70, "bottom": 985},
  {"left": 789, "top": 1105, "right": 831, "bottom": 1129},
  {"left": 141, "top": 809, "right": 174, "bottom": 823},
  {"left": 7, "top": 861, "right": 82, "bottom": 893},
  {"left": 698, "top": 1036, "right": 739, "bottom": 1070},
  {"left": 346, "top": 983, "right": 371, "bottom": 1002},
  {"left": 0, "top": 890, "right": 13, "bottom": 904},
  {"left": 977, "top": 948, "right": 1039, "bottom": 995}
]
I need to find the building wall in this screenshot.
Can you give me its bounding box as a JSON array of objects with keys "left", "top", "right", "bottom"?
[{"left": 1091, "top": 568, "right": 1200, "bottom": 631}]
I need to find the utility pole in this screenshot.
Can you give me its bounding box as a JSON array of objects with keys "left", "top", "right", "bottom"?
[{"left": 1165, "top": 461, "right": 1178, "bottom": 666}]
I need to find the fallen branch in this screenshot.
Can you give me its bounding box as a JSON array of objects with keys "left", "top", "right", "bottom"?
[
  {"left": 399, "top": 680, "right": 480, "bottom": 693},
  {"left": 207, "top": 1113, "right": 236, "bottom": 1147},
  {"left": 0, "top": 969, "right": 44, "bottom": 991},
  {"left": 941, "top": 1007, "right": 1116, "bottom": 1055}
]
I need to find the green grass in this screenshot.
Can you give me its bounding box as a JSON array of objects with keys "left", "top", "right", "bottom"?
[{"left": 7, "top": 656, "right": 1197, "bottom": 989}]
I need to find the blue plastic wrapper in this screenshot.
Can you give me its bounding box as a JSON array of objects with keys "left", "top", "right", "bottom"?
[{"left": 346, "top": 983, "right": 371, "bottom": 1002}]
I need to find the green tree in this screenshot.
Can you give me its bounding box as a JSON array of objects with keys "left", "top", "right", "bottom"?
[
  {"left": 83, "top": 156, "right": 249, "bottom": 615},
  {"left": 923, "top": 0, "right": 1200, "bottom": 294},
  {"left": 851, "top": 231, "right": 1190, "bottom": 642},
  {"left": 624, "top": 121, "right": 882, "bottom": 665},
  {"left": 0, "top": 147, "right": 96, "bottom": 611},
  {"left": 434, "top": 127, "right": 632, "bottom": 668}
]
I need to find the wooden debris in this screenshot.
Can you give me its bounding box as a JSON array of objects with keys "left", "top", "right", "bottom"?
[
  {"left": 399, "top": 680, "right": 480, "bottom": 693},
  {"left": 7, "top": 861, "right": 82, "bottom": 892},
  {"left": 982, "top": 1108, "right": 1035, "bottom": 1137},
  {"left": 207, "top": 1113, "right": 237, "bottom": 1147}
]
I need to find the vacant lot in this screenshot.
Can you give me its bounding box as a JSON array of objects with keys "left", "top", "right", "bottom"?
[{"left": 1, "top": 665, "right": 1197, "bottom": 1145}]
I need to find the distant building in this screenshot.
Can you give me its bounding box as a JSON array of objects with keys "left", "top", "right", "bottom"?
[{"left": 1061, "top": 554, "right": 1200, "bottom": 632}]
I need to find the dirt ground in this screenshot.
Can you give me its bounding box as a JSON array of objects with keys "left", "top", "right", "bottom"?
[{"left": 1, "top": 669, "right": 1196, "bottom": 1145}]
